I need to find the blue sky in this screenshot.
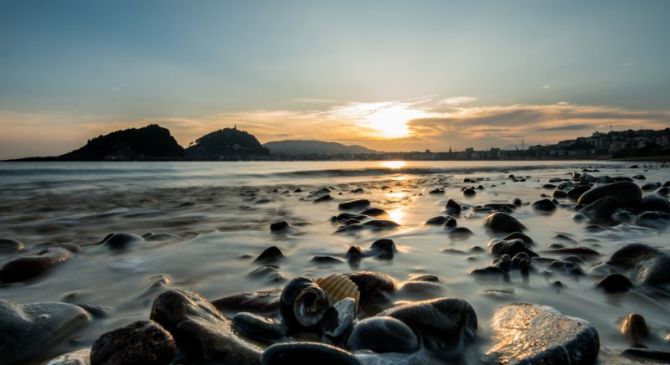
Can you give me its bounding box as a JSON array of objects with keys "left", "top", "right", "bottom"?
[{"left": 1, "top": 0, "right": 669, "bottom": 158}]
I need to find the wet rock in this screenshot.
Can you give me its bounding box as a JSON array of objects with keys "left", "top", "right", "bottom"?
[
  {"left": 637, "top": 211, "right": 670, "bottom": 228},
  {"left": 429, "top": 187, "right": 445, "bottom": 194},
  {"left": 331, "top": 213, "right": 368, "bottom": 224},
  {"left": 314, "top": 194, "right": 333, "bottom": 203},
  {"left": 502, "top": 232, "right": 534, "bottom": 245},
  {"left": 262, "top": 342, "right": 360, "bottom": 365},
  {"left": 0, "top": 247, "right": 73, "bottom": 283},
  {"left": 580, "top": 196, "right": 622, "bottom": 223},
  {"left": 213, "top": 290, "right": 281, "bottom": 317},
  {"left": 45, "top": 348, "right": 91, "bottom": 365},
  {"left": 470, "top": 266, "right": 508, "bottom": 279},
  {"left": 0, "top": 238, "right": 24, "bottom": 254},
  {"left": 483, "top": 212, "right": 526, "bottom": 233},
  {"left": 532, "top": 198, "right": 557, "bottom": 212},
  {"left": 0, "top": 300, "right": 91, "bottom": 365},
  {"left": 232, "top": 312, "right": 285, "bottom": 345},
  {"left": 553, "top": 190, "right": 568, "bottom": 199},
  {"left": 346, "top": 316, "right": 418, "bottom": 353},
  {"left": 339, "top": 199, "right": 371, "bottom": 211},
  {"left": 446, "top": 199, "right": 462, "bottom": 215},
  {"left": 362, "top": 220, "right": 399, "bottom": 231},
  {"left": 577, "top": 181, "right": 642, "bottom": 208},
  {"left": 346, "top": 272, "right": 395, "bottom": 315},
  {"left": 489, "top": 239, "right": 537, "bottom": 258},
  {"left": 270, "top": 221, "right": 290, "bottom": 232},
  {"left": 622, "top": 348, "right": 670, "bottom": 362},
  {"left": 395, "top": 280, "right": 447, "bottom": 300},
  {"left": 620, "top": 313, "right": 649, "bottom": 345},
  {"left": 101, "top": 233, "right": 144, "bottom": 251},
  {"left": 463, "top": 188, "right": 476, "bottom": 197},
  {"left": 90, "top": 320, "right": 176, "bottom": 365},
  {"left": 568, "top": 185, "right": 592, "bottom": 201},
  {"left": 150, "top": 290, "right": 261, "bottom": 364},
  {"left": 321, "top": 298, "right": 356, "bottom": 343},
  {"left": 488, "top": 303, "right": 599, "bottom": 365},
  {"left": 639, "top": 194, "right": 670, "bottom": 213},
  {"left": 311, "top": 256, "right": 344, "bottom": 265},
  {"left": 254, "top": 246, "right": 285, "bottom": 264},
  {"left": 641, "top": 182, "right": 662, "bottom": 191},
  {"left": 345, "top": 246, "right": 364, "bottom": 261},
  {"left": 606, "top": 243, "right": 670, "bottom": 287},
  {"left": 360, "top": 208, "right": 387, "bottom": 216},
  {"left": 380, "top": 298, "right": 477, "bottom": 355},
  {"left": 425, "top": 215, "right": 450, "bottom": 225},
  {"left": 247, "top": 265, "right": 286, "bottom": 283},
  {"left": 596, "top": 274, "right": 633, "bottom": 293},
  {"left": 369, "top": 239, "right": 396, "bottom": 259},
  {"left": 632, "top": 174, "right": 646, "bottom": 180},
  {"left": 449, "top": 226, "right": 473, "bottom": 239}
]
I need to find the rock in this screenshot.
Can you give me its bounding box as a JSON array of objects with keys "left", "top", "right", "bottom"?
[
  {"left": 489, "top": 239, "right": 537, "bottom": 258},
  {"left": 0, "top": 300, "right": 91, "bottom": 365},
  {"left": 362, "top": 220, "right": 399, "bottom": 231},
  {"left": 620, "top": 313, "right": 649, "bottom": 345},
  {"left": 101, "top": 233, "right": 144, "bottom": 251},
  {"left": 641, "top": 182, "right": 661, "bottom": 191},
  {"left": 532, "top": 198, "right": 557, "bottom": 212},
  {"left": 331, "top": 213, "right": 367, "bottom": 223},
  {"left": 369, "top": 239, "right": 396, "bottom": 259},
  {"left": 568, "top": 185, "right": 592, "bottom": 201},
  {"left": 632, "top": 174, "right": 646, "bottom": 180},
  {"left": 0, "top": 238, "right": 24, "bottom": 254},
  {"left": 639, "top": 194, "right": 670, "bottom": 213},
  {"left": 321, "top": 298, "right": 356, "bottom": 343},
  {"left": 395, "top": 280, "right": 447, "bottom": 300},
  {"left": 346, "top": 316, "right": 418, "bottom": 353},
  {"left": 270, "top": 221, "right": 290, "bottom": 232},
  {"left": 361, "top": 208, "right": 387, "bottom": 216},
  {"left": 150, "top": 290, "right": 261, "bottom": 364},
  {"left": 311, "top": 256, "right": 344, "bottom": 265},
  {"left": 380, "top": 298, "right": 477, "bottom": 354},
  {"left": 470, "top": 266, "right": 508, "bottom": 279},
  {"left": 425, "top": 216, "right": 449, "bottom": 225},
  {"left": 44, "top": 348, "right": 91, "bottom": 365},
  {"left": 90, "top": 320, "right": 176, "bottom": 365},
  {"left": 339, "top": 199, "right": 371, "bottom": 211},
  {"left": 213, "top": 290, "right": 281, "bottom": 317},
  {"left": 580, "top": 197, "right": 622, "bottom": 223},
  {"left": 463, "top": 188, "right": 476, "bottom": 197},
  {"left": 483, "top": 212, "right": 526, "bottom": 233},
  {"left": 346, "top": 272, "right": 395, "bottom": 315},
  {"left": 596, "top": 274, "right": 633, "bottom": 293},
  {"left": 429, "top": 187, "right": 445, "bottom": 194},
  {"left": 254, "top": 246, "right": 285, "bottom": 264},
  {"left": 446, "top": 199, "right": 462, "bottom": 215},
  {"left": 0, "top": 247, "right": 73, "bottom": 283},
  {"left": 577, "top": 181, "right": 642, "bottom": 208},
  {"left": 449, "top": 227, "right": 473, "bottom": 239},
  {"left": 488, "top": 303, "right": 599, "bottom": 365},
  {"left": 247, "top": 265, "right": 286, "bottom": 283},
  {"left": 314, "top": 194, "right": 333, "bottom": 203},
  {"left": 622, "top": 348, "right": 670, "bottom": 363},
  {"left": 232, "top": 312, "right": 285, "bottom": 345},
  {"left": 606, "top": 243, "right": 670, "bottom": 287},
  {"left": 502, "top": 232, "right": 534, "bottom": 245},
  {"left": 262, "top": 342, "right": 360, "bottom": 365}
]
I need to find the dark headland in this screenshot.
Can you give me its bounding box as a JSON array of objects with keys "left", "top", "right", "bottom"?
[{"left": 7, "top": 124, "right": 670, "bottom": 161}]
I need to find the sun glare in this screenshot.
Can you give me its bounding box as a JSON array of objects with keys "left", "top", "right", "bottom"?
[
  {"left": 335, "top": 102, "right": 430, "bottom": 139},
  {"left": 382, "top": 160, "right": 407, "bottom": 169}
]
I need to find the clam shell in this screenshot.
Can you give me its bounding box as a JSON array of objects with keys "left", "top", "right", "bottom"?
[{"left": 316, "top": 274, "right": 360, "bottom": 306}]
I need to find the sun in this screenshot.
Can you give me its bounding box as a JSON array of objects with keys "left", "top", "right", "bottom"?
[{"left": 335, "top": 102, "right": 430, "bottom": 139}]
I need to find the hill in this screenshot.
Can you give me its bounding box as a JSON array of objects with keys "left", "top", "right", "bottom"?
[
  {"left": 264, "top": 140, "right": 377, "bottom": 156},
  {"left": 185, "top": 127, "right": 269, "bottom": 160},
  {"left": 57, "top": 124, "right": 184, "bottom": 161}
]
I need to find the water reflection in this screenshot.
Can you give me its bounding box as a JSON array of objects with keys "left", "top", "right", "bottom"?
[
  {"left": 381, "top": 160, "right": 407, "bottom": 169},
  {"left": 387, "top": 206, "right": 406, "bottom": 225}
]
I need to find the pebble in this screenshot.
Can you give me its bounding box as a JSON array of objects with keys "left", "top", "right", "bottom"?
[
  {"left": 346, "top": 316, "right": 418, "bottom": 353},
  {"left": 90, "top": 320, "right": 176, "bottom": 365},
  {"left": 0, "top": 247, "right": 73, "bottom": 283},
  {"left": 482, "top": 212, "right": 526, "bottom": 233}
]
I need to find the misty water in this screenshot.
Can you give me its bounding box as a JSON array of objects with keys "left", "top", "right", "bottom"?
[{"left": 1, "top": 160, "right": 669, "bottom": 364}]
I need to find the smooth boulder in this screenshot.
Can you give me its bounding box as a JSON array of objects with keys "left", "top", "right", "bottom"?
[
  {"left": 150, "top": 289, "right": 261, "bottom": 364},
  {"left": 262, "top": 342, "right": 360, "bottom": 365},
  {"left": 483, "top": 212, "right": 526, "bottom": 233},
  {"left": 346, "top": 316, "right": 418, "bottom": 353},
  {"left": 0, "top": 247, "right": 73, "bottom": 283},
  {"left": 90, "top": 320, "right": 176, "bottom": 365},
  {"left": 577, "top": 181, "right": 642, "bottom": 208},
  {"left": 0, "top": 300, "right": 91, "bottom": 365},
  {"left": 488, "top": 303, "right": 599, "bottom": 365}
]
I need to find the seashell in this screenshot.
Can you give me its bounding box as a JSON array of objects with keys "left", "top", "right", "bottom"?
[
  {"left": 280, "top": 277, "right": 329, "bottom": 329},
  {"left": 316, "top": 274, "right": 360, "bottom": 307}
]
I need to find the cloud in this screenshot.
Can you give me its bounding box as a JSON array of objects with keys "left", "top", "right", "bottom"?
[
  {"left": 439, "top": 96, "right": 477, "bottom": 106},
  {"left": 2, "top": 96, "right": 670, "bottom": 158}
]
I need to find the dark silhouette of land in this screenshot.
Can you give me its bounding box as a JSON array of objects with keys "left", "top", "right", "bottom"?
[{"left": 6, "top": 124, "right": 670, "bottom": 161}]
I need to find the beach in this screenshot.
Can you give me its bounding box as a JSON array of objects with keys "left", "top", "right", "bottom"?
[{"left": 1, "top": 160, "right": 669, "bottom": 365}]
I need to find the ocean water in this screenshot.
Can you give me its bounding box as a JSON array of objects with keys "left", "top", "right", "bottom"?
[{"left": 1, "top": 160, "right": 669, "bottom": 364}]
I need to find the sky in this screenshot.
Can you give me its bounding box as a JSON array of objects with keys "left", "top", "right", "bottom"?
[{"left": 1, "top": 0, "right": 669, "bottom": 158}]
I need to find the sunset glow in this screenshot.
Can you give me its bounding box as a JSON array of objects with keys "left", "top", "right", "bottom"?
[{"left": 334, "top": 102, "right": 431, "bottom": 139}]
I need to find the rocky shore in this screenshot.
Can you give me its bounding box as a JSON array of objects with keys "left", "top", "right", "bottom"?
[{"left": 1, "top": 162, "right": 670, "bottom": 364}]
